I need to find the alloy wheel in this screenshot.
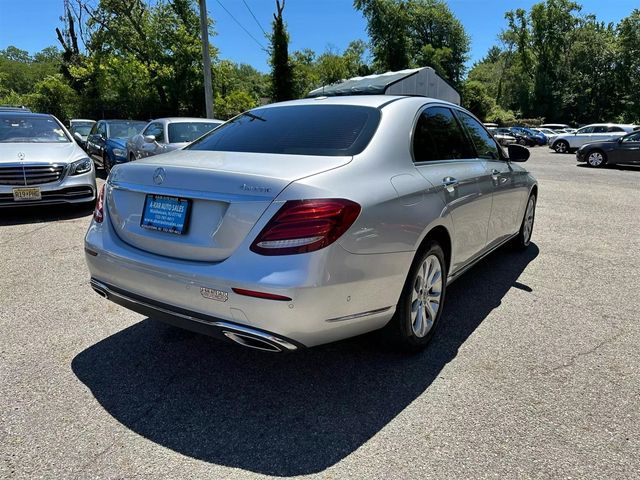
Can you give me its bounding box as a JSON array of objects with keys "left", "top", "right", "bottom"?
[
  {"left": 410, "top": 255, "right": 443, "bottom": 338},
  {"left": 555, "top": 141, "right": 567, "bottom": 153},
  {"left": 587, "top": 151, "right": 604, "bottom": 167},
  {"left": 523, "top": 196, "right": 536, "bottom": 244}
]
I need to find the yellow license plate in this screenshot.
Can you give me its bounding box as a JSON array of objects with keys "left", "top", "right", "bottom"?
[{"left": 12, "top": 187, "right": 42, "bottom": 201}]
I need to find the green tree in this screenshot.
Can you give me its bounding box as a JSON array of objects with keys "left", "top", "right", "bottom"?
[
  {"left": 617, "top": 9, "right": 640, "bottom": 122},
  {"left": 214, "top": 90, "right": 257, "bottom": 119},
  {"left": 270, "top": 0, "right": 294, "bottom": 101},
  {"left": 354, "top": 0, "right": 469, "bottom": 85},
  {"left": 27, "top": 74, "right": 79, "bottom": 121}
]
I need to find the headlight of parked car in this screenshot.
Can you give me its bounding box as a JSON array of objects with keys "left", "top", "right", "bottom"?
[
  {"left": 112, "top": 148, "right": 126, "bottom": 158},
  {"left": 69, "top": 157, "right": 93, "bottom": 176}
]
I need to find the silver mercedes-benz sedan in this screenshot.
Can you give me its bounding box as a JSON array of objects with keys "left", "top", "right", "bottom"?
[
  {"left": 1, "top": 112, "right": 96, "bottom": 207},
  {"left": 126, "top": 117, "right": 223, "bottom": 162},
  {"left": 85, "top": 96, "right": 537, "bottom": 352}
]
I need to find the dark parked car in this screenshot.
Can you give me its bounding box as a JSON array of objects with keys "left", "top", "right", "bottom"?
[
  {"left": 576, "top": 130, "right": 640, "bottom": 167},
  {"left": 510, "top": 127, "right": 547, "bottom": 146},
  {"left": 86, "top": 120, "right": 146, "bottom": 172},
  {"left": 495, "top": 128, "right": 536, "bottom": 147}
]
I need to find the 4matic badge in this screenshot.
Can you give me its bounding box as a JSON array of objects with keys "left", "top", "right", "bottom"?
[{"left": 200, "top": 287, "right": 228, "bottom": 302}]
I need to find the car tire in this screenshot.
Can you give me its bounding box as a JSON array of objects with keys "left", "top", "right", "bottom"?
[
  {"left": 511, "top": 194, "right": 536, "bottom": 250},
  {"left": 554, "top": 140, "right": 569, "bottom": 154},
  {"left": 129, "top": 153, "right": 136, "bottom": 163},
  {"left": 384, "top": 241, "right": 447, "bottom": 352},
  {"left": 586, "top": 150, "right": 607, "bottom": 168},
  {"left": 517, "top": 138, "right": 527, "bottom": 146}
]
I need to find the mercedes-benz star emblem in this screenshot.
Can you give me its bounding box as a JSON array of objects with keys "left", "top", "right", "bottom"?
[
  {"left": 153, "top": 167, "right": 166, "bottom": 185},
  {"left": 17, "top": 152, "right": 25, "bottom": 161}
]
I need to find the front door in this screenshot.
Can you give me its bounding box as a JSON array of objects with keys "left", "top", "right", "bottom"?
[{"left": 617, "top": 131, "right": 640, "bottom": 163}]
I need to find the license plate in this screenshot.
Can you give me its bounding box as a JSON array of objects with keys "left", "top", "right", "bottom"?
[
  {"left": 13, "top": 187, "right": 41, "bottom": 201},
  {"left": 141, "top": 194, "right": 191, "bottom": 235}
]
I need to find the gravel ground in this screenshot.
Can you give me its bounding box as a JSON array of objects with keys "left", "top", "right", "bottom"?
[{"left": 1, "top": 148, "right": 639, "bottom": 479}]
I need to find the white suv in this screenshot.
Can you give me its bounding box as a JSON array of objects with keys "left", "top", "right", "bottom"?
[{"left": 550, "top": 123, "right": 637, "bottom": 153}]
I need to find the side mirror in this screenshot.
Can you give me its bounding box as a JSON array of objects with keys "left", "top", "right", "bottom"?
[
  {"left": 507, "top": 144, "right": 530, "bottom": 162},
  {"left": 143, "top": 135, "right": 156, "bottom": 143},
  {"left": 73, "top": 132, "right": 83, "bottom": 142}
]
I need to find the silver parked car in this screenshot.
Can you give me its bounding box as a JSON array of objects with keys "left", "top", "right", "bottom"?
[
  {"left": 0, "top": 112, "right": 96, "bottom": 207},
  {"left": 85, "top": 96, "right": 537, "bottom": 352},
  {"left": 550, "top": 123, "right": 637, "bottom": 153},
  {"left": 126, "top": 117, "right": 223, "bottom": 162}
]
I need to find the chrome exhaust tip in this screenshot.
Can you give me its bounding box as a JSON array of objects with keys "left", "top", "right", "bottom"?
[
  {"left": 90, "top": 280, "right": 109, "bottom": 299},
  {"left": 223, "top": 331, "right": 283, "bottom": 353}
]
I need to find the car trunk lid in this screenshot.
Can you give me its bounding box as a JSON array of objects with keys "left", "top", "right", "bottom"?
[{"left": 106, "top": 150, "right": 351, "bottom": 261}]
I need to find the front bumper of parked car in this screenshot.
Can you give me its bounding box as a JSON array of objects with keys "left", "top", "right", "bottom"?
[
  {"left": 0, "top": 163, "right": 96, "bottom": 207},
  {"left": 84, "top": 206, "right": 411, "bottom": 350}
]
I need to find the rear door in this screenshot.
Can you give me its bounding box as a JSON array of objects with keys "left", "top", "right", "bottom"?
[
  {"left": 412, "top": 106, "right": 493, "bottom": 273},
  {"left": 456, "top": 110, "right": 529, "bottom": 246}
]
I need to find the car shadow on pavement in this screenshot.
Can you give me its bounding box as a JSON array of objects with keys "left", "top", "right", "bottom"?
[
  {"left": 0, "top": 203, "right": 94, "bottom": 226},
  {"left": 72, "top": 244, "right": 539, "bottom": 476}
]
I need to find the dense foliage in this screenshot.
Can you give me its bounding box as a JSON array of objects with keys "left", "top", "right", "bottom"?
[{"left": 465, "top": 1, "right": 640, "bottom": 124}]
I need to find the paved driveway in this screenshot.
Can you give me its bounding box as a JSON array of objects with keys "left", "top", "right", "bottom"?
[{"left": 1, "top": 149, "right": 638, "bottom": 479}]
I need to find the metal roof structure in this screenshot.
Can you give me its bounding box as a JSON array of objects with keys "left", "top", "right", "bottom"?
[{"left": 307, "top": 67, "right": 460, "bottom": 105}]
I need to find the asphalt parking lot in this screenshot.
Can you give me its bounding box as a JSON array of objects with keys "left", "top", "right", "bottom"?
[{"left": 1, "top": 148, "right": 639, "bottom": 479}]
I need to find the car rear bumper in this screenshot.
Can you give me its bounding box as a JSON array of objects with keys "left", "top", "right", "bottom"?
[{"left": 84, "top": 213, "right": 411, "bottom": 348}]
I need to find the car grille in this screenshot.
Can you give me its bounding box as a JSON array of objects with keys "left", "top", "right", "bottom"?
[{"left": 0, "top": 165, "right": 66, "bottom": 186}]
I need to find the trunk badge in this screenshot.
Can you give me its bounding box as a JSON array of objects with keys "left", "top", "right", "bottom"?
[
  {"left": 153, "top": 167, "right": 166, "bottom": 185},
  {"left": 17, "top": 152, "right": 25, "bottom": 160},
  {"left": 200, "top": 287, "right": 228, "bottom": 302}
]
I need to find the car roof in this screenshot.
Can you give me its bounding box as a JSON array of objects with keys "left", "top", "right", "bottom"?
[
  {"left": 254, "top": 95, "right": 460, "bottom": 110},
  {"left": 150, "top": 117, "right": 224, "bottom": 123},
  {"left": 581, "top": 123, "right": 635, "bottom": 127},
  {"left": 0, "top": 112, "right": 54, "bottom": 119},
  {"left": 70, "top": 118, "right": 95, "bottom": 123}
]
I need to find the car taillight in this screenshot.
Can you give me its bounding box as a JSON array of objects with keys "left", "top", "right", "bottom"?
[
  {"left": 93, "top": 184, "right": 105, "bottom": 223},
  {"left": 250, "top": 199, "right": 361, "bottom": 255}
]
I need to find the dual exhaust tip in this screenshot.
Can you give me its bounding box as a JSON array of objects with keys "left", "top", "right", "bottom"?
[{"left": 91, "top": 282, "right": 289, "bottom": 353}]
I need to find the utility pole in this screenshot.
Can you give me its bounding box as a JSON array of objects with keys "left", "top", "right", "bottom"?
[{"left": 199, "top": 0, "right": 214, "bottom": 118}]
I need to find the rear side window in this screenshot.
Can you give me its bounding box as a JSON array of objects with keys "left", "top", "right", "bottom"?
[
  {"left": 607, "top": 126, "right": 624, "bottom": 132},
  {"left": 188, "top": 105, "right": 380, "bottom": 156},
  {"left": 592, "top": 126, "right": 608, "bottom": 133},
  {"left": 412, "top": 106, "right": 474, "bottom": 162},
  {"left": 456, "top": 111, "right": 500, "bottom": 160}
]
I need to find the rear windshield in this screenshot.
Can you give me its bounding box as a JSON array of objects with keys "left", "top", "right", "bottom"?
[
  {"left": 188, "top": 105, "right": 381, "bottom": 156},
  {"left": 168, "top": 122, "right": 221, "bottom": 143},
  {"left": 0, "top": 115, "right": 69, "bottom": 143}
]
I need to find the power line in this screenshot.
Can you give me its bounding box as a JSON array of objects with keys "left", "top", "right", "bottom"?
[
  {"left": 242, "top": 0, "right": 268, "bottom": 39},
  {"left": 214, "top": 0, "right": 268, "bottom": 52}
]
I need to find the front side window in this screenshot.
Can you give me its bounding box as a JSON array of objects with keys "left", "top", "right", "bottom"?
[
  {"left": 0, "top": 115, "right": 70, "bottom": 143},
  {"left": 592, "top": 126, "right": 608, "bottom": 133},
  {"left": 413, "top": 107, "right": 475, "bottom": 162},
  {"left": 168, "top": 122, "right": 220, "bottom": 143},
  {"left": 456, "top": 111, "right": 500, "bottom": 160},
  {"left": 189, "top": 105, "right": 380, "bottom": 156},
  {"left": 143, "top": 123, "right": 165, "bottom": 143},
  {"left": 622, "top": 132, "right": 640, "bottom": 142},
  {"left": 97, "top": 123, "right": 107, "bottom": 138}
]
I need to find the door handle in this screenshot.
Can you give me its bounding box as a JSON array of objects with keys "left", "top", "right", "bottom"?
[
  {"left": 491, "top": 168, "right": 500, "bottom": 179},
  {"left": 442, "top": 176, "right": 459, "bottom": 187}
]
